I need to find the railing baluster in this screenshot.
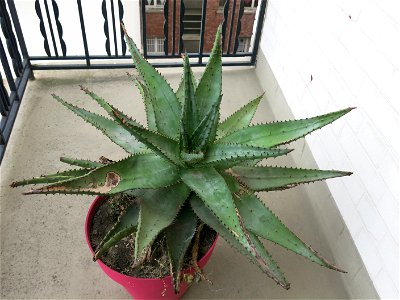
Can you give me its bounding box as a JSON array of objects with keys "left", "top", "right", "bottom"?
[
  {"left": 141, "top": 0, "right": 147, "bottom": 57},
  {"left": 43, "top": 0, "right": 58, "bottom": 56},
  {"left": 0, "top": 1, "right": 23, "bottom": 76},
  {"left": 102, "top": 0, "right": 111, "bottom": 56},
  {"left": 233, "top": 0, "right": 244, "bottom": 54},
  {"left": 251, "top": 0, "right": 267, "bottom": 65},
  {"left": 227, "top": 0, "right": 236, "bottom": 54},
  {"left": 198, "top": 0, "right": 207, "bottom": 65},
  {"left": 179, "top": 0, "right": 185, "bottom": 54},
  {"left": 118, "top": 0, "right": 126, "bottom": 55},
  {"left": 77, "top": 0, "right": 90, "bottom": 66},
  {"left": 7, "top": 0, "right": 29, "bottom": 59},
  {"left": 110, "top": 0, "right": 118, "bottom": 56},
  {"left": 172, "top": 0, "right": 176, "bottom": 55},
  {"left": 0, "top": 130, "right": 5, "bottom": 145},
  {"left": 52, "top": 0, "right": 66, "bottom": 56},
  {"left": 0, "top": 71, "right": 10, "bottom": 116},
  {"left": 35, "top": 0, "right": 50, "bottom": 56},
  {"left": 221, "top": 0, "right": 229, "bottom": 53},
  {"left": 0, "top": 38, "right": 17, "bottom": 93},
  {"left": 163, "top": 0, "right": 168, "bottom": 55}
]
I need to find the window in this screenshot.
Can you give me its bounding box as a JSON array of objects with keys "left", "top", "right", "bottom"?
[
  {"left": 237, "top": 37, "right": 251, "bottom": 53},
  {"left": 146, "top": 0, "right": 163, "bottom": 7},
  {"left": 147, "top": 37, "right": 164, "bottom": 54},
  {"left": 244, "top": 0, "right": 258, "bottom": 8},
  {"left": 219, "top": 0, "right": 258, "bottom": 8}
]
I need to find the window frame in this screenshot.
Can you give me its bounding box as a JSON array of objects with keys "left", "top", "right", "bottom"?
[
  {"left": 146, "top": 37, "right": 164, "bottom": 54},
  {"left": 146, "top": 0, "right": 163, "bottom": 7},
  {"left": 236, "top": 36, "right": 251, "bottom": 53}
]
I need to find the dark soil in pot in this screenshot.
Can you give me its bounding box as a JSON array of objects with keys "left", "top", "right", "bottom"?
[{"left": 90, "top": 194, "right": 217, "bottom": 279}]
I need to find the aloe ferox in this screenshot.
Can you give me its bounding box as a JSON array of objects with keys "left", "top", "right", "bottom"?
[{"left": 12, "top": 26, "right": 353, "bottom": 293}]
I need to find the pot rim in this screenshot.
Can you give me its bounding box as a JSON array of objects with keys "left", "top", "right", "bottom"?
[{"left": 85, "top": 195, "right": 219, "bottom": 282}]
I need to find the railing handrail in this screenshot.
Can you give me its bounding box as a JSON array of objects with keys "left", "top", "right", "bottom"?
[{"left": 24, "top": 0, "right": 267, "bottom": 70}]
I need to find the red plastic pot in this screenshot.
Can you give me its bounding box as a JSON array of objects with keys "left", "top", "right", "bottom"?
[{"left": 85, "top": 196, "right": 218, "bottom": 300}]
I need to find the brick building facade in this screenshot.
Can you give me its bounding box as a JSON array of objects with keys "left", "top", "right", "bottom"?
[{"left": 144, "top": 0, "right": 258, "bottom": 54}]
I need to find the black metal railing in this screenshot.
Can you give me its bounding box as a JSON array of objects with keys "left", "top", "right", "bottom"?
[
  {"left": 0, "top": 0, "right": 267, "bottom": 163},
  {"left": 27, "top": 0, "right": 267, "bottom": 69},
  {"left": 0, "top": 0, "right": 32, "bottom": 163}
]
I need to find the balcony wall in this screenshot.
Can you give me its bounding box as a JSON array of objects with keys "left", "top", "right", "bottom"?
[{"left": 256, "top": 1, "right": 399, "bottom": 298}]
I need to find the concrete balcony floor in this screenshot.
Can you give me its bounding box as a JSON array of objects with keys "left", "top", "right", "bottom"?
[{"left": 1, "top": 67, "right": 350, "bottom": 299}]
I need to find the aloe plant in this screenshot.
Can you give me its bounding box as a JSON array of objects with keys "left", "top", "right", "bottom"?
[{"left": 12, "top": 26, "right": 353, "bottom": 293}]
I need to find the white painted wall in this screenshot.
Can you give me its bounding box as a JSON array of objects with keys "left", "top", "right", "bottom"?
[{"left": 257, "top": 0, "right": 399, "bottom": 298}]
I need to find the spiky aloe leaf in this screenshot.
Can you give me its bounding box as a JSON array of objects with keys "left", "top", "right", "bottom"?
[
  {"left": 123, "top": 27, "right": 181, "bottom": 139},
  {"left": 219, "top": 171, "right": 240, "bottom": 194},
  {"left": 176, "top": 59, "right": 197, "bottom": 106},
  {"left": 60, "top": 157, "right": 104, "bottom": 169},
  {"left": 189, "top": 26, "right": 222, "bottom": 151},
  {"left": 190, "top": 196, "right": 290, "bottom": 289},
  {"left": 217, "top": 94, "right": 262, "bottom": 139},
  {"left": 11, "top": 168, "right": 90, "bottom": 187},
  {"left": 218, "top": 108, "right": 354, "bottom": 147},
  {"left": 94, "top": 202, "right": 139, "bottom": 260},
  {"left": 180, "top": 54, "right": 198, "bottom": 151},
  {"left": 24, "top": 154, "right": 179, "bottom": 195},
  {"left": 52, "top": 94, "right": 147, "bottom": 154},
  {"left": 79, "top": 86, "right": 142, "bottom": 128},
  {"left": 180, "top": 151, "right": 205, "bottom": 165},
  {"left": 112, "top": 110, "right": 182, "bottom": 166},
  {"left": 165, "top": 203, "right": 197, "bottom": 293},
  {"left": 231, "top": 166, "right": 352, "bottom": 191},
  {"left": 247, "top": 231, "right": 290, "bottom": 289},
  {"left": 180, "top": 167, "right": 253, "bottom": 254},
  {"left": 195, "top": 26, "right": 222, "bottom": 123},
  {"left": 190, "top": 101, "right": 220, "bottom": 152},
  {"left": 135, "top": 183, "right": 190, "bottom": 260},
  {"left": 200, "top": 143, "right": 293, "bottom": 168},
  {"left": 234, "top": 193, "right": 345, "bottom": 272},
  {"left": 133, "top": 78, "right": 158, "bottom": 132}
]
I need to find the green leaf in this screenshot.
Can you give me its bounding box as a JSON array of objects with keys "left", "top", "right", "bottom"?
[
  {"left": 190, "top": 26, "right": 222, "bottom": 150},
  {"left": 11, "top": 168, "right": 91, "bottom": 187},
  {"left": 190, "top": 196, "right": 290, "bottom": 289},
  {"left": 180, "top": 167, "right": 252, "bottom": 252},
  {"left": 219, "top": 171, "right": 240, "bottom": 194},
  {"left": 195, "top": 26, "right": 222, "bottom": 122},
  {"left": 133, "top": 79, "right": 158, "bottom": 132},
  {"left": 217, "top": 94, "right": 262, "bottom": 139},
  {"left": 60, "top": 157, "right": 104, "bottom": 169},
  {"left": 79, "top": 86, "right": 142, "bottom": 128},
  {"left": 166, "top": 203, "right": 198, "bottom": 293},
  {"left": 124, "top": 29, "right": 181, "bottom": 138},
  {"left": 247, "top": 231, "right": 290, "bottom": 289},
  {"left": 135, "top": 183, "right": 190, "bottom": 259},
  {"left": 180, "top": 54, "right": 198, "bottom": 151},
  {"left": 25, "top": 154, "right": 179, "bottom": 195},
  {"left": 112, "top": 110, "right": 182, "bottom": 166},
  {"left": 94, "top": 202, "right": 140, "bottom": 260},
  {"left": 232, "top": 166, "right": 352, "bottom": 191},
  {"left": 176, "top": 61, "right": 197, "bottom": 106},
  {"left": 180, "top": 150, "right": 204, "bottom": 165},
  {"left": 190, "top": 100, "right": 220, "bottom": 152},
  {"left": 200, "top": 143, "right": 292, "bottom": 168},
  {"left": 218, "top": 108, "right": 354, "bottom": 147},
  {"left": 52, "top": 94, "right": 147, "bottom": 154},
  {"left": 234, "top": 193, "right": 345, "bottom": 272}
]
